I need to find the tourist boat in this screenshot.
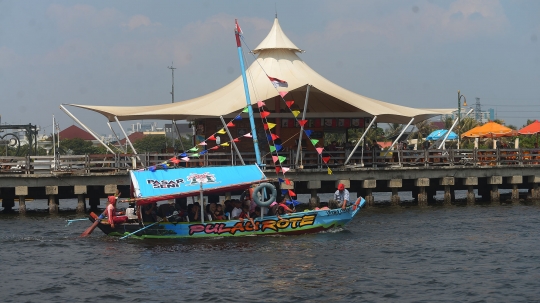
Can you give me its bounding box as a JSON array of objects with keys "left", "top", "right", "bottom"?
[
  {"left": 84, "top": 19, "right": 367, "bottom": 239},
  {"left": 88, "top": 164, "right": 366, "bottom": 239}
]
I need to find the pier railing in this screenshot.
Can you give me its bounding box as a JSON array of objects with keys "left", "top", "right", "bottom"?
[{"left": 1, "top": 148, "right": 539, "bottom": 174}]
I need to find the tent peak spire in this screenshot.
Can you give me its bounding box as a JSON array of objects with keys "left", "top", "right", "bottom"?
[{"left": 253, "top": 17, "right": 303, "bottom": 54}]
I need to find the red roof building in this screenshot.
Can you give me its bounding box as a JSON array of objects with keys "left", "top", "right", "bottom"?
[
  {"left": 59, "top": 125, "right": 95, "bottom": 141},
  {"left": 118, "top": 132, "right": 145, "bottom": 145}
]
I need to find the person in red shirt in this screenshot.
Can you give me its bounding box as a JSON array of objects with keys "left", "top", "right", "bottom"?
[{"left": 106, "top": 195, "right": 128, "bottom": 228}]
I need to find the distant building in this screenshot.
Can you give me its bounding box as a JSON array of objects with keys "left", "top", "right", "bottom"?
[
  {"left": 164, "top": 122, "right": 192, "bottom": 140},
  {"left": 443, "top": 108, "right": 495, "bottom": 124}
]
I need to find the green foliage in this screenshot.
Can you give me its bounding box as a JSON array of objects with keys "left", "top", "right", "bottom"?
[
  {"left": 131, "top": 135, "right": 193, "bottom": 153},
  {"left": 59, "top": 138, "right": 99, "bottom": 155}
]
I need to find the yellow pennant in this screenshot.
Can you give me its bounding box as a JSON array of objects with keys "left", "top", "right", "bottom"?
[
  {"left": 221, "top": 142, "right": 230, "bottom": 147},
  {"left": 327, "top": 167, "right": 333, "bottom": 175},
  {"left": 267, "top": 122, "right": 276, "bottom": 130},
  {"left": 217, "top": 129, "right": 226, "bottom": 134},
  {"left": 292, "top": 110, "right": 301, "bottom": 117}
]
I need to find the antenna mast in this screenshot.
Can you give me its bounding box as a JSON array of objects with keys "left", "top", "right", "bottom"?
[{"left": 475, "top": 97, "right": 481, "bottom": 122}]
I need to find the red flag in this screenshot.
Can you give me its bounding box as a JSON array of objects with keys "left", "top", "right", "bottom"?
[
  {"left": 288, "top": 190, "right": 296, "bottom": 197},
  {"left": 260, "top": 111, "right": 271, "bottom": 118},
  {"left": 322, "top": 156, "right": 331, "bottom": 163},
  {"left": 210, "top": 146, "right": 219, "bottom": 150},
  {"left": 208, "top": 135, "right": 216, "bottom": 141},
  {"left": 268, "top": 76, "right": 288, "bottom": 88},
  {"left": 298, "top": 120, "right": 307, "bottom": 127},
  {"left": 285, "top": 101, "right": 294, "bottom": 108},
  {"left": 233, "top": 138, "right": 240, "bottom": 142},
  {"left": 275, "top": 167, "right": 281, "bottom": 173},
  {"left": 227, "top": 121, "right": 235, "bottom": 127},
  {"left": 271, "top": 133, "right": 279, "bottom": 140},
  {"left": 285, "top": 179, "right": 291, "bottom": 185}
]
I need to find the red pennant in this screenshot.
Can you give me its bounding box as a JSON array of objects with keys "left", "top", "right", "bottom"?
[
  {"left": 298, "top": 120, "right": 307, "bottom": 127},
  {"left": 285, "top": 179, "right": 291, "bottom": 185},
  {"left": 170, "top": 158, "right": 181, "bottom": 164},
  {"left": 263, "top": 123, "right": 269, "bottom": 130},
  {"left": 322, "top": 156, "right": 331, "bottom": 164},
  {"left": 279, "top": 91, "right": 288, "bottom": 98},
  {"left": 288, "top": 189, "right": 296, "bottom": 197},
  {"left": 208, "top": 135, "right": 216, "bottom": 141},
  {"left": 233, "top": 138, "right": 240, "bottom": 142},
  {"left": 227, "top": 121, "right": 235, "bottom": 127},
  {"left": 210, "top": 146, "right": 219, "bottom": 150},
  {"left": 272, "top": 156, "right": 279, "bottom": 163},
  {"left": 260, "top": 111, "right": 271, "bottom": 118},
  {"left": 271, "top": 133, "right": 279, "bottom": 140},
  {"left": 316, "top": 147, "right": 324, "bottom": 154},
  {"left": 275, "top": 167, "right": 282, "bottom": 173},
  {"left": 285, "top": 101, "right": 294, "bottom": 108}
]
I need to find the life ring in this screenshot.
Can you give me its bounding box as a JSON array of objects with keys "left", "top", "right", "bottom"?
[{"left": 252, "top": 183, "right": 277, "bottom": 207}]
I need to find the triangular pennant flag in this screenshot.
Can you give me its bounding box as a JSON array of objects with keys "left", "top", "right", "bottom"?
[
  {"left": 292, "top": 110, "right": 300, "bottom": 117},
  {"left": 217, "top": 129, "right": 226, "bottom": 134},
  {"left": 275, "top": 144, "right": 282, "bottom": 151},
  {"left": 149, "top": 166, "right": 156, "bottom": 172},
  {"left": 243, "top": 133, "right": 252, "bottom": 138},
  {"left": 275, "top": 167, "right": 282, "bottom": 173},
  {"left": 281, "top": 189, "right": 288, "bottom": 196},
  {"left": 305, "top": 130, "right": 313, "bottom": 136},
  {"left": 181, "top": 157, "right": 190, "bottom": 161},
  {"left": 311, "top": 139, "right": 319, "bottom": 146},
  {"left": 188, "top": 147, "right": 198, "bottom": 152},
  {"left": 233, "top": 138, "right": 240, "bottom": 142},
  {"left": 210, "top": 146, "right": 219, "bottom": 150},
  {"left": 198, "top": 142, "right": 207, "bottom": 146},
  {"left": 272, "top": 156, "right": 279, "bottom": 163},
  {"left": 264, "top": 122, "right": 276, "bottom": 130},
  {"left": 285, "top": 179, "right": 291, "bottom": 185},
  {"left": 161, "top": 164, "right": 168, "bottom": 170},
  {"left": 282, "top": 167, "right": 290, "bottom": 173},
  {"left": 200, "top": 150, "right": 208, "bottom": 155},
  {"left": 279, "top": 91, "right": 288, "bottom": 98},
  {"left": 208, "top": 135, "right": 216, "bottom": 141},
  {"left": 267, "top": 134, "right": 273, "bottom": 141},
  {"left": 327, "top": 167, "right": 333, "bottom": 175},
  {"left": 220, "top": 142, "right": 230, "bottom": 147},
  {"left": 180, "top": 153, "right": 187, "bottom": 157},
  {"left": 316, "top": 147, "right": 324, "bottom": 154},
  {"left": 234, "top": 115, "right": 242, "bottom": 120},
  {"left": 271, "top": 134, "right": 280, "bottom": 140},
  {"left": 322, "top": 156, "right": 331, "bottom": 164},
  {"left": 298, "top": 120, "right": 307, "bottom": 127},
  {"left": 227, "top": 121, "right": 235, "bottom": 127},
  {"left": 285, "top": 101, "right": 294, "bottom": 108},
  {"left": 269, "top": 145, "right": 276, "bottom": 152},
  {"left": 288, "top": 190, "right": 296, "bottom": 197},
  {"left": 257, "top": 100, "right": 266, "bottom": 108},
  {"left": 278, "top": 178, "right": 285, "bottom": 183},
  {"left": 278, "top": 156, "right": 287, "bottom": 163},
  {"left": 260, "top": 111, "right": 271, "bottom": 118},
  {"left": 242, "top": 107, "right": 249, "bottom": 113},
  {"left": 191, "top": 153, "right": 200, "bottom": 158},
  {"left": 170, "top": 158, "right": 180, "bottom": 164}
]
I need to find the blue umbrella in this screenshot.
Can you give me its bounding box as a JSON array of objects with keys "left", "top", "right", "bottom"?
[{"left": 426, "top": 129, "right": 458, "bottom": 141}]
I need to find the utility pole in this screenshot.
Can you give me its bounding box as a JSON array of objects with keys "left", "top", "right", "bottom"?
[{"left": 168, "top": 63, "right": 176, "bottom": 150}]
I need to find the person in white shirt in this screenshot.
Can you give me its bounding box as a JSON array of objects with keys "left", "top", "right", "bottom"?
[{"left": 329, "top": 183, "right": 350, "bottom": 210}]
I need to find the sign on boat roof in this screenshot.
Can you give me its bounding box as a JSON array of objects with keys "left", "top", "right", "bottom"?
[{"left": 130, "top": 165, "right": 267, "bottom": 205}]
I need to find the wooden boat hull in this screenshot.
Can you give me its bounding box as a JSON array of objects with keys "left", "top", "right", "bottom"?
[{"left": 92, "top": 198, "right": 366, "bottom": 239}]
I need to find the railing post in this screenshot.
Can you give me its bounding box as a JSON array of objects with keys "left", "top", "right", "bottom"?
[{"left": 26, "top": 155, "right": 30, "bottom": 175}]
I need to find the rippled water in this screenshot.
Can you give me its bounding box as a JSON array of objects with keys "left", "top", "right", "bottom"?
[{"left": 1, "top": 201, "right": 540, "bottom": 303}]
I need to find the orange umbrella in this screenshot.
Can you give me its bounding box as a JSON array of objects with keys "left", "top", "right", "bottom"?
[
  {"left": 518, "top": 120, "right": 540, "bottom": 135},
  {"left": 461, "top": 121, "right": 518, "bottom": 138}
]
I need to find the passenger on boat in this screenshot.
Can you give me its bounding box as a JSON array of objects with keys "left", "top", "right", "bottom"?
[
  {"left": 106, "top": 196, "right": 128, "bottom": 228},
  {"left": 269, "top": 197, "right": 294, "bottom": 219},
  {"left": 207, "top": 202, "right": 217, "bottom": 220},
  {"left": 250, "top": 206, "right": 261, "bottom": 218},
  {"left": 214, "top": 204, "right": 225, "bottom": 220},
  {"left": 224, "top": 200, "right": 234, "bottom": 214},
  {"left": 157, "top": 202, "right": 176, "bottom": 220},
  {"left": 238, "top": 205, "right": 255, "bottom": 225},
  {"left": 188, "top": 202, "right": 201, "bottom": 222},
  {"left": 142, "top": 203, "right": 158, "bottom": 222},
  {"left": 231, "top": 200, "right": 242, "bottom": 219},
  {"left": 329, "top": 183, "right": 349, "bottom": 210}
]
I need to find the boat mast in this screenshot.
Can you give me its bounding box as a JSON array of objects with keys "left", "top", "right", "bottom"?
[{"left": 235, "top": 19, "right": 262, "bottom": 165}]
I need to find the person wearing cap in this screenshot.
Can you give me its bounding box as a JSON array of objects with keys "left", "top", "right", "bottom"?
[
  {"left": 329, "top": 184, "right": 350, "bottom": 210},
  {"left": 106, "top": 194, "right": 128, "bottom": 228}
]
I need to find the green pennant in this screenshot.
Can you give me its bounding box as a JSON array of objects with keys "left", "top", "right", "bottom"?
[
  {"left": 310, "top": 139, "right": 319, "bottom": 146},
  {"left": 188, "top": 147, "right": 198, "bottom": 152},
  {"left": 278, "top": 156, "right": 287, "bottom": 163},
  {"left": 242, "top": 107, "right": 249, "bottom": 113},
  {"left": 191, "top": 153, "right": 200, "bottom": 158},
  {"left": 269, "top": 145, "right": 276, "bottom": 152}
]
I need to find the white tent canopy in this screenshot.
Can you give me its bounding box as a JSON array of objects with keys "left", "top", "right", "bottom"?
[{"left": 67, "top": 18, "right": 454, "bottom": 124}]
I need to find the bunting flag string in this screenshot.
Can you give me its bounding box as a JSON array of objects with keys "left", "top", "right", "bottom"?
[
  {"left": 217, "top": 129, "right": 226, "bottom": 134},
  {"left": 322, "top": 156, "right": 331, "bottom": 164},
  {"left": 298, "top": 120, "right": 307, "bottom": 127},
  {"left": 257, "top": 101, "right": 266, "bottom": 108},
  {"left": 292, "top": 110, "right": 300, "bottom": 117},
  {"left": 260, "top": 111, "right": 271, "bottom": 118},
  {"left": 285, "top": 101, "right": 294, "bottom": 108},
  {"left": 226, "top": 121, "right": 235, "bottom": 127}
]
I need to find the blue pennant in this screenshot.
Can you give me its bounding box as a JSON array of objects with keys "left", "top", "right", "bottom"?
[
  {"left": 234, "top": 115, "right": 242, "bottom": 120},
  {"left": 149, "top": 166, "right": 156, "bottom": 172},
  {"left": 281, "top": 189, "right": 288, "bottom": 196},
  {"left": 179, "top": 153, "right": 187, "bottom": 157},
  {"left": 161, "top": 164, "right": 168, "bottom": 170},
  {"left": 286, "top": 199, "right": 300, "bottom": 207},
  {"left": 278, "top": 178, "right": 285, "bottom": 183},
  {"left": 267, "top": 134, "right": 273, "bottom": 141},
  {"left": 305, "top": 130, "right": 313, "bottom": 136},
  {"left": 200, "top": 150, "right": 208, "bottom": 155},
  {"left": 275, "top": 144, "right": 283, "bottom": 151}
]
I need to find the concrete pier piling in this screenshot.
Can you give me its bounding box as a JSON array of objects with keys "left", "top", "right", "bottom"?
[
  {"left": 15, "top": 186, "right": 28, "bottom": 215},
  {"left": 463, "top": 177, "right": 477, "bottom": 205},
  {"left": 415, "top": 178, "right": 429, "bottom": 206},
  {"left": 362, "top": 180, "right": 376, "bottom": 206},
  {"left": 508, "top": 176, "right": 522, "bottom": 203},
  {"left": 440, "top": 177, "right": 454, "bottom": 206},
  {"left": 488, "top": 176, "right": 502, "bottom": 203},
  {"left": 74, "top": 185, "right": 87, "bottom": 214},
  {"left": 46, "top": 186, "right": 59, "bottom": 214},
  {"left": 388, "top": 179, "right": 401, "bottom": 206}
]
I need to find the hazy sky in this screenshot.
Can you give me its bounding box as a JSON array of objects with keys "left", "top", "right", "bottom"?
[{"left": 1, "top": 0, "right": 539, "bottom": 135}]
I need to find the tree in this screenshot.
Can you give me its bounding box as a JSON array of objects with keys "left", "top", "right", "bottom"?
[
  {"left": 59, "top": 138, "right": 99, "bottom": 155},
  {"left": 414, "top": 120, "right": 435, "bottom": 144},
  {"left": 132, "top": 135, "right": 169, "bottom": 153}
]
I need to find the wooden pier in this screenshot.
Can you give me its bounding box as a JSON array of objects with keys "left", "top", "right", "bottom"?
[{"left": 1, "top": 148, "right": 539, "bottom": 214}]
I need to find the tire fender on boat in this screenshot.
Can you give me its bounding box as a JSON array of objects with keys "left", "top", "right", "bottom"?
[{"left": 252, "top": 183, "right": 277, "bottom": 207}]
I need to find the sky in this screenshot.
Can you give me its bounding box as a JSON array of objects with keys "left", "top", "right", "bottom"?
[{"left": 1, "top": 0, "right": 540, "bottom": 136}]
